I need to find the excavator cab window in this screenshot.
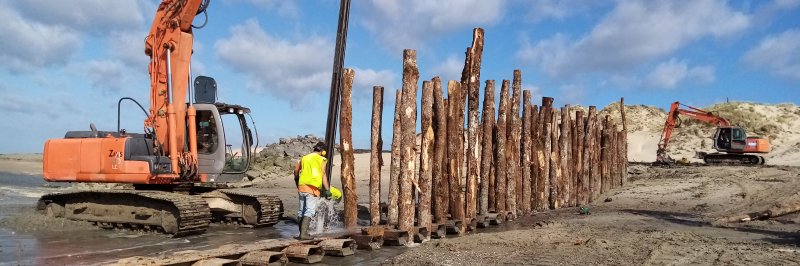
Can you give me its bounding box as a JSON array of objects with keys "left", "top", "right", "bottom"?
[
  {"left": 730, "top": 127, "right": 747, "bottom": 150},
  {"left": 220, "top": 112, "right": 250, "bottom": 173},
  {"left": 716, "top": 128, "right": 731, "bottom": 150},
  {"left": 196, "top": 110, "right": 219, "bottom": 154},
  {"left": 732, "top": 127, "right": 746, "bottom": 141}
]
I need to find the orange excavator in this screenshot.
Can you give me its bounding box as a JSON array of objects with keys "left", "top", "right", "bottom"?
[
  {"left": 36, "top": 0, "right": 286, "bottom": 236},
  {"left": 657, "top": 101, "right": 770, "bottom": 165}
]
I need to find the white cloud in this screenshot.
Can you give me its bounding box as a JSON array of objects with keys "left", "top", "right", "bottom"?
[
  {"left": 0, "top": 84, "right": 78, "bottom": 119},
  {"left": 753, "top": 0, "right": 800, "bottom": 27},
  {"left": 215, "top": 19, "right": 394, "bottom": 106},
  {"left": 215, "top": 19, "right": 332, "bottom": 105},
  {"left": 361, "top": 0, "right": 505, "bottom": 52},
  {"left": 742, "top": 29, "right": 800, "bottom": 81},
  {"left": 13, "top": 0, "right": 145, "bottom": 34},
  {"left": 352, "top": 67, "right": 396, "bottom": 98},
  {"left": 603, "top": 59, "right": 715, "bottom": 90},
  {"left": 108, "top": 31, "right": 150, "bottom": 69},
  {"left": 559, "top": 84, "right": 584, "bottom": 105},
  {"left": 224, "top": 0, "right": 300, "bottom": 17},
  {"left": 0, "top": 3, "right": 80, "bottom": 72},
  {"left": 525, "top": 0, "right": 605, "bottom": 22},
  {"left": 518, "top": 0, "right": 749, "bottom": 78},
  {"left": 644, "top": 59, "right": 715, "bottom": 89},
  {"left": 430, "top": 55, "right": 465, "bottom": 82},
  {"left": 687, "top": 65, "right": 715, "bottom": 84},
  {"left": 524, "top": 84, "right": 543, "bottom": 100},
  {"left": 83, "top": 60, "right": 130, "bottom": 92}
]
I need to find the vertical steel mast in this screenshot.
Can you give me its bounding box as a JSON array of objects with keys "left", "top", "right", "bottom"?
[{"left": 323, "top": 0, "right": 351, "bottom": 183}]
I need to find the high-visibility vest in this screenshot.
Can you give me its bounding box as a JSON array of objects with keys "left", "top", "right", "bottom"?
[{"left": 298, "top": 152, "right": 326, "bottom": 194}]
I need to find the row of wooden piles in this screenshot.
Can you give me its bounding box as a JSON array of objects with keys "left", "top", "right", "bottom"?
[{"left": 337, "top": 28, "right": 629, "bottom": 242}]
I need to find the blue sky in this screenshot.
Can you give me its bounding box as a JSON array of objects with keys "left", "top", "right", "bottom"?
[{"left": 0, "top": 0, "right": 798, "bottom": 153}]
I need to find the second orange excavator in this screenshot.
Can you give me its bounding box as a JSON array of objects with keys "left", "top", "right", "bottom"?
[{"left": 657, "top": 101, "right": 771, "bottom": 165}]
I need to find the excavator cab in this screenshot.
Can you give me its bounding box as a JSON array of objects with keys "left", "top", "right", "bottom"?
[
  {"left": 713, "top": 126, "right": 747, "bottom": 152},
  {"left": 194, "top": 103, "right": 255, "bottom": 182},
  {"left": 193, "top": 76, "right": 256, "bottom": 183}
]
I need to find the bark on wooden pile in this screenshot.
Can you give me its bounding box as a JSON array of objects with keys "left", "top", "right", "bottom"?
[
  {"left": 480, "top": 80, "right": 495, "bottom": 215},
  {"left": 589, "top": 106, "right": 601, "bottom": 202},
  {"left": 558, "top": 106, "right": 570, "bottom": 208},
  {"left": 530, "top": 104, "right": 542, "bottom": 211},
  {"left": 507, "top": 71, "right": 521, "bottom": 217},
  {"left": 432, "top": 77, "right": 448, "bottom": 224},
  {"left": 464, "top": 28, "right": 484, "bottom": 221},
  {"left": 340, "top": 68, "right": 356, "bottom": 229},
  {"left": 447, "top": 80, "right": 465, "bottom": 234},
  {"left": 600, "top": 115, "right": 611, "bottom": 195},
  {"left": 575, "top": 110, "right": 586, "bottom": 206},
  {"left": 620, "top": 97, "right": 628, "bottom": 185},
  {"left": 369, "top": 86, "right": 383, "bottom": 226},
  {"left": 388, "top": 89, "right": 402, "bottom": 226},
  {"left": 569, "top": 109, "right": 577, "bottom": 207},
  {"left": 521, "top": 91, "right": 532, "bottom": 215},
  {"left": 398, "top": 49, "right": 419, "bottom": 236},
  {"left": 583, "top": 107, "right": 595, "bottom": 203},
  {"left": 495, "top": 81, "right": 509, "bottom": 215},
  {"left": 418, "top": 81, "right": 434, "bottom": 231}
]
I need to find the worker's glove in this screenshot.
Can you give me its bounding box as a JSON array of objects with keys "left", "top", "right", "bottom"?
[{"left": 321, "top": 189, "right": 332, "bottom": 200}]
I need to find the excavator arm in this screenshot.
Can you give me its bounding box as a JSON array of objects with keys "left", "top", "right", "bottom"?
[
  {"left": 144, "top": 0, "right": 208, "bottom": 178},
  {"left": 657, "top": 101, "right": 730, "bottom": 162}
]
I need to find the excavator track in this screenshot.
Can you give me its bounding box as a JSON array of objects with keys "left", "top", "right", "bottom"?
[
  {"left": 37, "top": 190, "right": 211, "bottom": 237},
  {"left": 216, "top": 189, "right": 283, "bottom": 227},
  {"left": 702, "top": 153, "right": 765, "bottom": 165}
]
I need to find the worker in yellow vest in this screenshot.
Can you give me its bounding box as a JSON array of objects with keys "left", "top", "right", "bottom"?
[{"left": 293, "top": 142, "right": 332, "bottom": 240}]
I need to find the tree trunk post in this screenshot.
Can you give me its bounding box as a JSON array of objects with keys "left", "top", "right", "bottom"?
[
  {"left": 369, "top": 86, "right": 384, "bottom": 226},
  {"left": 611, "top": 127, "right": 619, "bottom": 189},
  {"left": 569, "top": 110, "right": 577, "bottom": 207},
  {"left": 479, "top": 80, "right": 495, "bottom": 215},
  {"left": 586, "top": 106, "right": 601, "bottom": 202},
  {"left": 418, "top": 81, "right": 434, "bottom": 232},
  {"left": 558, "top": 106, "right": 570, "bottom": 208},
  {"left": 340, "top": 68, "right": 357, "bottom": 229},
  {"left": 531, "top": 104, "right": 541, "bottom": 211},
  {"left": 575, "top": 110, "right": 586, "bottom": 206},
  {"left": 465, "top": 28, "right": 484, "bottom": 221},
  {"left": 550, "top": 108, "right": 560, "bottom": 209},
  {"left": 398, "top": 49, "right": 419, "bottom": 237},
  {"left": 521, "top": 91, "right": 532, "bottom": 215},
  {"left": 508, "top": 71, "right": 521, "bottom": 217},
  {"left": 388, "top": 89, "right": 402, "bottom": 226},
  {"left": 620, "top": 97, "right": 628, "bottom": 185},
  {"left": 447, "top": 80, "right": 465, "bottom": 234},
  {"left": 600, "top": 115, "right": 611, "bottom": 194},
  {"left": 495, "top": 81, "right": 509, "bottom": 215},
  {"left": 432, "top": 77, "right": 448, "bottom": 224},
  {"left": 540, "top": 97, "right": 553, "bottom": 209}
]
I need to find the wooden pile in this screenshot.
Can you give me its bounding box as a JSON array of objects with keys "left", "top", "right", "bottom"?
[{"left": 349, "top": 28, "right": 631, "bottom": 239}]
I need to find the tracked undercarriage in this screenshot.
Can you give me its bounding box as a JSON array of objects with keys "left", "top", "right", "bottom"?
[
  {"left": 700, "top": 152, "right": 766, "bottom": 165},
  {"left": 37, "top": 187, "right": 283, "bottom": 237}
]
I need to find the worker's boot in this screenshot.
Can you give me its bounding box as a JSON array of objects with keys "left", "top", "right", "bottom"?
[
  {"left": 298, "top": 217, "right": 313, "bottom": 240},
  {"left": 297, "top": 216, "right": 303, "bottom": 232}
]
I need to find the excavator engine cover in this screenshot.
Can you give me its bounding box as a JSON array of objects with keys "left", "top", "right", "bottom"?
[
  {"left": 194, "top": 76, "right": 217, "bottom": 104},
  {"left": 44, "top": 136, "right": 172, "bottom": 184}
]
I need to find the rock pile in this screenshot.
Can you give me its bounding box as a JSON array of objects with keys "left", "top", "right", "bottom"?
[{"left": 247, "top": 134, "right": 325, "bottom": 182}]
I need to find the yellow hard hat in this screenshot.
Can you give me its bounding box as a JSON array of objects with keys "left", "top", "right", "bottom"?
[{"left": 330, "top": 186, "right": 342, "bottom": 201}]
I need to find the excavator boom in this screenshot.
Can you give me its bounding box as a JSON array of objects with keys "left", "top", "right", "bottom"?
[{"left": 144, "top": 0, "right": 206, "bottom": 178}]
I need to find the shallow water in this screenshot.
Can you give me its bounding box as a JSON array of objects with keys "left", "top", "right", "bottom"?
[{"left": 0, "top": 172, "right": 406, "bottom": 265}]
